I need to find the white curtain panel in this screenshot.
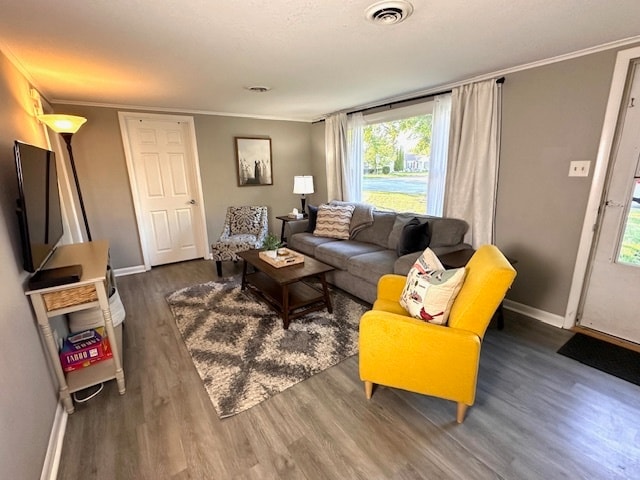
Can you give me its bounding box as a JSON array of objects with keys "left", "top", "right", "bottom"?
[
  {"left": 427, "top": 93, "right": 452, "bottom": 216},
  {"left": 325, "top": 113, "right": 348, "bottom": 201},
  {"left": 325, "top": 112, "right": 363, "bottom": 202},
  {"left": 444, "top": 79, "right": 502, "bottom": 248},
  {"left": 346, "top": 112, "right": 365, "bottom": 202}
]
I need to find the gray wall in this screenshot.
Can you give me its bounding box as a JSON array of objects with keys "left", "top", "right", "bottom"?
[
  {"left": 497, "top": 49, "right": 619, "bottom": 316},
  {"left": 0, "top": 51, "right": 59, "bottom": 480},
  {"left": 50, "top": 105, "right": 313, "bottom": 270}
]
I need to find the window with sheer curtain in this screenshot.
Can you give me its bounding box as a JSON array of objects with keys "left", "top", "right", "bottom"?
[{"left": 350, "top": 94, "right": 451, "bottom": 216}]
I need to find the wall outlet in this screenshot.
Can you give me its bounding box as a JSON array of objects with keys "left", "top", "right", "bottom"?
[{"left": 569, "top": 160, "right": 591, "bottom": 177}]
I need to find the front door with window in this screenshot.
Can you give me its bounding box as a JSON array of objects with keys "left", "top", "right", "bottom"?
[{"left": 579, "top": 62, "right": 640, "bottom": 343}]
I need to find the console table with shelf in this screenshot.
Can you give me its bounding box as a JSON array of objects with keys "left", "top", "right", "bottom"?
[{"left": 25, "top": 240, "right": 125, "bottom": 413}]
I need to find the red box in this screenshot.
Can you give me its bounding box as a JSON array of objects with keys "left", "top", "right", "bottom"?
[{"left": 60, "top": 328, "right": 112, "bottom": 372}]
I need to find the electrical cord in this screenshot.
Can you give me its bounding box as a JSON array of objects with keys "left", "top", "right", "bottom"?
[{"left": 72, "top": 382, "right": 104, "bottom": 403}]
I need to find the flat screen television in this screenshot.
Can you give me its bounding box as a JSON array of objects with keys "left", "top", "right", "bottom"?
[{"left": 14, "top": 140, "right": 65, "bottom": 273}]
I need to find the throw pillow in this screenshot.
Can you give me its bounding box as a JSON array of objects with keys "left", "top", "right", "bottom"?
[
  {"left": 399, "top": 248, "right": 466, "bottom": 325},
  {"left": 396, "top": 218, "right": 431, "bottom": 256},
  {"left": 387, "top": 213, "right": 420, "bottom": 250},
  {"left": 313, "top": 204, "right": 355, "bottom": 240},
  {"left": 305, "top": 205, "right": 319, "bottom": 233}
]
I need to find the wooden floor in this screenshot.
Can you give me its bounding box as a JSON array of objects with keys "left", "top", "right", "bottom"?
[{"left": 57, "top": 260, "right": 640, "bottom": 479}]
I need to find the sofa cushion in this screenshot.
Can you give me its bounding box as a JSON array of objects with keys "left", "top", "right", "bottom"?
[
  {"left": 399, "top": 248, "right": 466, "bottom": 325},
  {"left": 397, "top": 218, "right": 431, "bottom": 256},
  {"left": 288, "top": 232, "right": 338, "bottom": 257},
  {"left": 353, "top": 211, "right": 396, "bottom": 248},
  {"left": 314, "top": 204, "right": 355, "bottom": 239},
  {"left": 306, "top": 205, "right": 319, "bottom": 233},
  {"left": 315, "top": 241, "right": 385, "bottom": 270},
  {"left": 347, "top": 250, "right": 398, "bottom": 285}
]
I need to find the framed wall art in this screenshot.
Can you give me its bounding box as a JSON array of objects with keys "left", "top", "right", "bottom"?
[{"left": 235, "top": 137, "right": 273, "bottom": 186}]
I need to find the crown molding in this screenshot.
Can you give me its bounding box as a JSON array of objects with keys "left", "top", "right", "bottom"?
[{"left": 50, "top": 99, "right": 311, "bottom": 123}]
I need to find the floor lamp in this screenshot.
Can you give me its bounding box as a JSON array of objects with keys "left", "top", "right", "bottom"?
[{"left": 39, "top": 114, "right": 91, "bottom": 241}]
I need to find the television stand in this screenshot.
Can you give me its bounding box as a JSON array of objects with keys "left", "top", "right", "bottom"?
[{"left": 28, "top": 264, "right": 83, "bottom": 290}]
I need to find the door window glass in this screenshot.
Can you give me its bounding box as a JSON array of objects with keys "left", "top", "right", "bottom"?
[{"left": 618, "top": 177, "right": 640, "bottom": 266}]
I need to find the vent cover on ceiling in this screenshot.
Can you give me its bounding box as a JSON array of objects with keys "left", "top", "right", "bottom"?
[{"left": 365, "top": 0, "right": 414, "bottom": 25}]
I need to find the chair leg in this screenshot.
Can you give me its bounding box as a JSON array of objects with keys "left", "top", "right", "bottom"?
[
  {"left": 216, "top": 261, "right": 222, "bottom": 277},
  {"left": 456, "top": 403, "right": 468, "bottom": 424},
  {"left": 364, "top": 381, "right": 373, "bottom": 399}
]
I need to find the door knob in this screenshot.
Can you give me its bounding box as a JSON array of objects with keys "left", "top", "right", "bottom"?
[{"left": 188, "top": 199, "right": 196, "bottom": 205}]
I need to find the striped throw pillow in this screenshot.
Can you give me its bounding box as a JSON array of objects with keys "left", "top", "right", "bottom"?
[{"left": 313, "top": 204, "right": 355, "bottom": 240}]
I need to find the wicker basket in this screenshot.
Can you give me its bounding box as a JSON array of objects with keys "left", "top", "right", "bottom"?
[{"left": 42, "top": 284, "right": 98, "bottom": 312}]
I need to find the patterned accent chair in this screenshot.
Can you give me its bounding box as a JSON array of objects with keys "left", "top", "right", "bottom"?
[{"left": 211, "top": 206, "right": 269, "bottom": 276}]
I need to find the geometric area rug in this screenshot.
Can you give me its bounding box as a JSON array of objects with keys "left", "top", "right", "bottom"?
[
  {"left": 166, "top": 278, "right": 369, "bottom": 418},
  {"left": 558, "top": 333, "right": 640, "bottom": 387}
]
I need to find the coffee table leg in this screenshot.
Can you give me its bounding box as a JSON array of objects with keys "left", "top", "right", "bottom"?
[
  {"left": 319, "top": 274, "right": 333, "bottom": 313},
  {"left": 282, "top": 284, "right": 290, "bottom": 329}
]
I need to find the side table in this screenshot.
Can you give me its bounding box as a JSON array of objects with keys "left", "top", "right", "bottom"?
[
  {"left": 276, "top": 214, "right": 307, "bottom": 244},
  {"left": 25, "top": 240, "right": 125, "bottom": 413},
  {"left": 438, "top": 248, "right": 517, "bottom": 331}
]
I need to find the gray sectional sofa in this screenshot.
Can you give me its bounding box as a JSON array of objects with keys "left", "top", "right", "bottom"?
[{"left": 287, "top": 206, "right": 470, "bottom": 304}]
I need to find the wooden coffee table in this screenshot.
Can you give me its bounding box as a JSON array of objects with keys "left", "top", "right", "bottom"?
[{"left": 237, "top": 249, "right": 334, "bottom": 329}]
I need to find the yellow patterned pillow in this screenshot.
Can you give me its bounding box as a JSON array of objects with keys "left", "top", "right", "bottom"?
[
  {"left": 399, "top": 248, "right": 466, "bottom": 325},
  {"left": 313, "top": 204, "right": 355, "bottom": 239}
]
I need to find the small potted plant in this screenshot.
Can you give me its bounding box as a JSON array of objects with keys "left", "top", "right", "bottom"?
[{"left": 262, "top": 233, "right": 282, "bottom": 259}]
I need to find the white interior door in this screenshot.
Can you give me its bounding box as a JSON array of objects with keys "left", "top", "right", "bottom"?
[
  {"left": 580, "top": 62, "right": 640, "bottom": 343},
  {"left": 119, "top": 113, "right": 208, "bottom": 267}
]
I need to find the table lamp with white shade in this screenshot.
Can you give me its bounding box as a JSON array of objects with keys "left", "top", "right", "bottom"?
[{"left": 293, "top": 175, "right": 314, "bottom": 214}]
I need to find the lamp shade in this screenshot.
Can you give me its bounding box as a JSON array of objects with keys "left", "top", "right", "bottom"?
[
  {"left": 293, "top": 175, "right": 314, "bottom": 195},
  {"left": 38, "top": 114, "right": 87, "bottom": 134}
]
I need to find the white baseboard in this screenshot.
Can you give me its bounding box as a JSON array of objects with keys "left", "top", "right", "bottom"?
[
  {"left": 503, "top": 299, "right": 565, "bottom": 328},
  {"left": 113, "top": 265, "right": 146, "bottom": 277},
  {"left": 40, "top": 403, "right": 67, "bottom": 480}
]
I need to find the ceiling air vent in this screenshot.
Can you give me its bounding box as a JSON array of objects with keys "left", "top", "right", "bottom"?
[{"left": 365, "top": 1, "right": 414, "bottom": 25}]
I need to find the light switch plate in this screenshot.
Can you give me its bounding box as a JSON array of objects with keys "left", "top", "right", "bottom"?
[{"left": 569, "top": 160, "right": 590, "bottom": 177}]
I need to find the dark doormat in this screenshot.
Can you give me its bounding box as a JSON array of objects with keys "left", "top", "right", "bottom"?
[{"left": 558, "top": 333, "right": 640, "bottom": 387}]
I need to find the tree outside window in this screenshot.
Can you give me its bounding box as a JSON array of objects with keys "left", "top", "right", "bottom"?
[{"left": 362, "top": 114, "right": 433, "bottom": 213}]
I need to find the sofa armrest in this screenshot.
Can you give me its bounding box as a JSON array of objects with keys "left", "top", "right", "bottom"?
[
  {"left": 394, "top": 251, "right": 422, "bottom": 276},
  {"left": 285, "top": 219, "right": 309, "bottom": 237}
]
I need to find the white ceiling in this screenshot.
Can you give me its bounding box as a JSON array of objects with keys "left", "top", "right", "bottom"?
[{"left": 1, "top": 0, "right": 640, "bottom": 122}]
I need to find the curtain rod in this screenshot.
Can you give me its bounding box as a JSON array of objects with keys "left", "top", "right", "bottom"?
[{"left": 315, "top": 76, "right": 505, "bottom": 122}]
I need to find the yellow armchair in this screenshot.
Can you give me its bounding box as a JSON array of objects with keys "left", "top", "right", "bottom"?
[{"left": 359, "top": 244, "right": 516, "bottom": 423}]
